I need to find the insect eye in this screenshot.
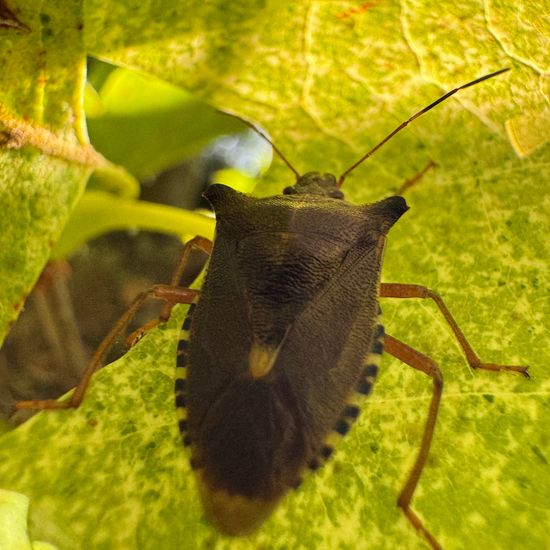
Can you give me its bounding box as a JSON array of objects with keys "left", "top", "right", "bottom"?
[
  {"left": 329, "top": 189, "right": 344, "bottom": 199},
  {"left": 283, "top": 186, "right": 297, "bottom": 195}
]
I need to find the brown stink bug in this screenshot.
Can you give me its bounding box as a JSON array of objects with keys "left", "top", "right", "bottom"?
[{"left": 16, "top": 68, "right": 528, "bottom": 550}]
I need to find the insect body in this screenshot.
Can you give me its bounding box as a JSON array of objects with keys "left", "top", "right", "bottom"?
[
  {"left": 15, "top": 68, "right": 529, "bottom": 550},
  {"left": 177, "top": 174, "right": 407, "bottom": 534},
  {"left": 170, "top": 69, "right": 528, "bottom": 546}
]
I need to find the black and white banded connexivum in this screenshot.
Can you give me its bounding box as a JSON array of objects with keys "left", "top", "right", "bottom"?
[{"left": 17, "top": 68, "right": 529, "bottom": 550}]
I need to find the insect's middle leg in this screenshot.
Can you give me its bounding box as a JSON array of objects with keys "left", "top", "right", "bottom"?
[
  {"left": 384, "top": 333, "right": 443, "bottom": 550},
  {"left": 380, "top": 283, "right": 529, "bottom": 377}
]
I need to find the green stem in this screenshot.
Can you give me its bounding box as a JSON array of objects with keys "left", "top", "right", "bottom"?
[{"left": 51, "top": 190, "right": 215, "bottom": 259}]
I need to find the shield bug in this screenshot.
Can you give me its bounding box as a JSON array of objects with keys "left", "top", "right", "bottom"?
[{"left": 16, "top": 68, "right": 529, "bottom": 549}]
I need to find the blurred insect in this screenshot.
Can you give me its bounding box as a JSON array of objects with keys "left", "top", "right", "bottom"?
[{"left": 17, "top": 68, "right": 528, "bottom": 550}]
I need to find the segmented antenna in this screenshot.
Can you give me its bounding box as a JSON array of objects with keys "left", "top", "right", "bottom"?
[
  {"left": 337, "top": 68, "right": 510, "bottom": 187},
  {"left": 216, "top": 110, "right": 301, "bottom": 179},
  {"left": 218, "top": 69, "right": 509, "bottom": 187}
]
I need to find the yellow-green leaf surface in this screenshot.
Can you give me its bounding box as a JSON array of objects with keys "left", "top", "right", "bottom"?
[
  {"left": 0, "top": 2, "right": 96, "bottom": 341},
  {"left": 1, "top": 1, "right": 548, "bottom": 550},
  {"left": 0, "top": 489, "right": 58, "bottom": 550}
]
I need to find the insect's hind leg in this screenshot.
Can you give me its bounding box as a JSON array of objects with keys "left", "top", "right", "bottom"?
[
  {"left": 384, "top": 333, "right": 443, "bottom": 550},
  {"left": 379, "top": 283, "right": 529, "bottom": 377}
]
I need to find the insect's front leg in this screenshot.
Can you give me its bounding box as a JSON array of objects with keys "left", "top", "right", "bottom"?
[
  {"left": 126, "top": 236, "right": 212, "bottom": 347},
  {"left": 379, "top": 283, "right": 529, "bottom": 377},
  {"left": 384, "top": 333, "right": 443, "bottom": 550},
  {"left": 15, "top": 285, "right": 199, "bottom": 412},
  {"left": 396, "top": 160, "right": 437, "bottom": 195}
]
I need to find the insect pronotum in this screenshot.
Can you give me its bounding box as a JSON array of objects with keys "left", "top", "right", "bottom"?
[{"left": 16, "top": 68, "right": 529, "bottom": 550}]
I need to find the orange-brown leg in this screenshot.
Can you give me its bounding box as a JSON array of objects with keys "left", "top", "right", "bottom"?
[
  {"left": 15, "top": 285, "right": 199, "bottom": 411},
  {"left": 384, "top": 333, "right": 443, "bottom": 550},
  {"left": 380, "top": 283, "right": 529, "bottom": 377},
  {"left": 15, "top": 236, "right": 213, "bottom": 412},
  {"left": 168, "top": 236, "right": 212, "bottom": 287},
  {"left": 125, "top": 236, "right": 212, "bottom": 346},
  {"left": 160, "top": 235, "right": 212, "bottom": 321},
  {"left": 397, "top": 160, "right": 437, "bottom": 195}
]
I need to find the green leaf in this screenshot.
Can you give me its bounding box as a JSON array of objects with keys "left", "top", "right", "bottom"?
[
  {"left": 0, "top": 489, "right": 59, "bottom": 550},
  {"left": 86, "top": 67, "right": 244, "bottom": 179},
  {"left": 0, "top": 489, "right": 32, "bottom": 550},
  {"left": 1, "top": 1, "right": 548, "bottom": 550},
  {"left": 0, "top": 2, "right": 93, "bottom": 346}
]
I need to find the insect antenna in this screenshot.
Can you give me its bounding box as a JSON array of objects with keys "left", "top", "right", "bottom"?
[
  {"left": 217, "top": 110, "right": 301, "bottom": 180},
  {"left": 337, "top": 68, "right": 511, "bottom": 188}
]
